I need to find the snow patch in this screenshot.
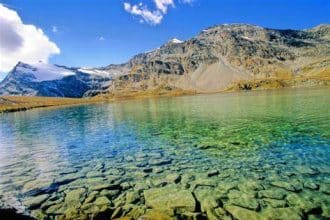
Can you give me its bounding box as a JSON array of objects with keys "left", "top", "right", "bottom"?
[
  {"left": 241, "top": 36, "right": 253, "bottom": 41},
  {"left": 169, "top": 38, "right": 183, "bottom": 44},
  {"left": 16, "top": 63, "right": 75, "bottom": 82},
  {"left": 78, "top": 68, "right": 114, "bottom": 77}
]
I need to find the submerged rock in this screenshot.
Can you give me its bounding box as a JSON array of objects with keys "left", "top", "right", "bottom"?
[
  {"left": 262, "top": 198, "right": 287, "bottom": 208},
  {"left": 56, "top": 173, "right": 84, "bottom": 185},
  {"left": 45, "top": 203, "right": 66, "bottom": 215},
  {"left": 126, "top": 191, "right": 140, "bottom": 204},
  {"left": 258, "top": 189, "right": 287, "bottom": 200},
  {"left": 225, "top": 205, "right": 261, "bottom": 220},
  {"left": 206, "top": 207, "right": 228, "bottom": 220},
  {"left": 100, "top": 189, "right": 120, "bottom": 198},
  {"left": 270, "top": 181, "right": 301, "bottom": 192},
  {"left": 81, "top": 203, "right": 100, "bottom": 214},
  {"left": 238, "top": 181, "right": 264, "bottom": 192},
  {"left": 94, "top": 196, "right": 112, "bottom": 206},
  {"left": 142, "top": 167, "right": 153, "bottom": 173},
  {"left": 179, "top": 212, "right": 207, "bottom": 220},
  {"left": 65, "top": 188, "right": 86, "bottom": 207},
  {"left": 22, "top": 180, "right": 54, "bottom": 196},
  {"left": 90, "top": 183, "right": 121, "bottom": 191},
  {"left": 200, "top": 195, "right": 221, "bottom": 213},
  {"left": 207, "top": 170, "right": 219, "bottom": 177},
  {"left": 303, "top": 181, "right": 319, "bottom": 190},
  {"left": 124, "top": 205, "right": 146, "bottom": 219},
  {"left": 84, "top": 191, "right": 98, "bottom": 204},
  {"left": 319, "top": 184, "right": 330, "bottom": 195},
  {"left": 294, "top": 165, "right": 318, "bottom": 175},
  {"left": 322, "top": 203, "right": 330, "bottom": 218},
  {"left": 165, "top": 174, "right": 181, "bottom": 184},
  {"left": 229, "top": 194, "right": 260, "bottom": 211},
  {"left": 149, "top": 159, "right": 172, "bottom": 166},
  {"left": 193, "top": 186, "right": 221, "bottom": 212},
  {"left": 144, "top": 186, "right": 196, "bottom": 213},
  {"left": 286, "top": 193, "right": 320, "bottom": 213},
  {"left": 23, "top": 194, "right": 49, "bottom": 209},
  {"left": 261, "top": 207, "right": 302, "bottom": 220},
  {"left": 138, "top": 209, "right": 172, "bottom": 220}
]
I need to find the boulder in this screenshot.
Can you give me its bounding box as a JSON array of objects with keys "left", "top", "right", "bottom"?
[
  {"left": 126, "top": 191, "right": 140, "bottom": 204},
  {"left": 270, "top": 181, "right": 301, "bottom": 192},
  {"left": 229, "top": 194, "right": 260, "bottom": 211},
  {"left": 320, "top": 184, "right": 330, "bottom": 195},
  {"left": 94, "top": 196, "right": 112, "bottom": 206},
  {"left": 224, "top": 205, "right": 261, "bottom": 220},
  {"left": 23, "top": 194, "right": 49, "bottom": 209},
  {"left": 261, "top": 208, "right": 302, "bottom": 220},
  {"left": 303, "top": 181, "right": 318, "bottom": 190},
  {"left": 144, "top": 186, "right": 196, "bottom": 213},
  {"left": 149, "top": 159, "right": 172, "bottom": 166},
  {"left": 262, "top": 198, "right": 287, "bottom": 208},
  {"left": 258, "top": 189, "right": 287, "bottom": 200},
  {"left": 65, "top": 188, "right": 86, "bottom": 207}
]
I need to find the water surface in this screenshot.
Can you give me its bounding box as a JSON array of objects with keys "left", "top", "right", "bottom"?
[{"left": 0, "top": 88, "right": 329, "bottom": 219}]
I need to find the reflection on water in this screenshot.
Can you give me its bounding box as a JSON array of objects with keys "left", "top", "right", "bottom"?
[{"left": 0, "top": 87, "right": 329, "bottom": 219}]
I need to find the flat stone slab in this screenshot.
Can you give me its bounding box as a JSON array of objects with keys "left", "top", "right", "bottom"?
[
  {"left": 270, "top": 181, "right": 301, "bottom": 192},
  {"left": 225, "top": 205, "right": 261, "bottom": 220},
  {"left": 23, "top": 194, "right": 49, "bottom": 209},
  {"left": 261, "top": 207, "right": 302, "bottom": 220},
  {"left": 258, "top": 189, "right": 287, "bottom": 200},
  {"left": 144, "top": 186, "right": 196, "bottom": 212}
]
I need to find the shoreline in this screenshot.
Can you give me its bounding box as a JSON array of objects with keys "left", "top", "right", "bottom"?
[
  {"left": 1, "top": 77, "right": 329, "bottom": 114},
  {"left": 0, "top": 89, "right": 196, "bottom": 114}
]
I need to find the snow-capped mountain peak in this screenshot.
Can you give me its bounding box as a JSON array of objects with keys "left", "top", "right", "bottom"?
[
  {"left": 16, "top": 62, "right": 75, "bottom": 82},
  {"left": 14, "top": 62, "right": 75, "bottom": 82},
  {"left": 168, "top": 38, "right": 183, "bottom": 44}
]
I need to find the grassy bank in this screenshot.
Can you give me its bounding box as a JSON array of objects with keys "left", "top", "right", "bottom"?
[{"left": 0, "top": 96, "right": 101, "bottom": 113}]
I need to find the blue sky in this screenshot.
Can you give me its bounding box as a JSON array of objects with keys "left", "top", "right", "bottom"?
[{"left": 0, "top": 0, "right": 329, "bottom": 80}]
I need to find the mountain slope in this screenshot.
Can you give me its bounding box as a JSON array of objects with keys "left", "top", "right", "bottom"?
[
  {"left": 107, "top": 24, "right": 329, "bottom": 94},
  {"left": 0, "top": 24, "right": 329, "bottom": 97},
  {"left": 0, "top": 62, "right": 113, "bottom": 97}
]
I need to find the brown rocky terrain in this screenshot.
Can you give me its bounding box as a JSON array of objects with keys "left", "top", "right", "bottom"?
[{"left": 105, "top": 24, "right": 329, "bottom": 95}]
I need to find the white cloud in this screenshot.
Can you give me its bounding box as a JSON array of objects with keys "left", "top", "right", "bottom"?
[
  {"left": 180, "top": 0, "right": 194, "bottom": 3},
  {"left": 0, "top": 4, "right": 60, "bottom": 72},
  {"left": 98, "top": 36, "right": 105, "bottom": 41},
  {"left": 124, "top": 2, "right": 163, "bottom": 25},
  {"left": 154, "top": 0, "right": 174, "bottom": 13},
  {"left": 124, "top": 0, "right": 193, "bottom": 25}
]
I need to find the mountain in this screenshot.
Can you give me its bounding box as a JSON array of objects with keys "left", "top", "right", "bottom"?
[
  {"left": 0, "top": 62, "right": 113, "bottom": 97},
  {"left": 0, "top": 24, "right": 329, "bottom": 97},
  {"left": 107, "top": 24, "right": 329, "bottom": 94}
]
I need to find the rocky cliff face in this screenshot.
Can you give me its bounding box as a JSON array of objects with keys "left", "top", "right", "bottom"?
[
  {"left": 0, "top": 24, "right": 329, "bottom": 97},
  {"left": 108, "top": 24, "right": 329, "bottom": 94}
]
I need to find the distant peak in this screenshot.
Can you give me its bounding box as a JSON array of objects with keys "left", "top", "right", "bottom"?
[
  {"left": 168, "top": 38, "right": 183, "bottom": 44},
  {"left": 14, "top": 61, "right": 31, "bottom": 70},
  {"left": 16, "top": 61, "right": 27, "bottom": 66}
]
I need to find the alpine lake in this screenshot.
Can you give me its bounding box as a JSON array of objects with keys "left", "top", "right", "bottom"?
[{"left": 0, "top": 87, "right": 329, "bottom": 220}]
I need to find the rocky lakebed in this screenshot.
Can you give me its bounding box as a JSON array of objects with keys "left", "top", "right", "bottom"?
[{"left": 0, "top": 88, "right": 329, "bottom": 220}]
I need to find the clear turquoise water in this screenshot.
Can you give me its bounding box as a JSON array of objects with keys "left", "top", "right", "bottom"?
[{"left": 0, "top": 87, "right": 329, "bottom": 219}]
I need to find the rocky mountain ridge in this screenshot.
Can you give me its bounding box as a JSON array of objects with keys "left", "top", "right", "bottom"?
[{"left": 0, "top": 23, "right": 329, "bottom": 97}]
